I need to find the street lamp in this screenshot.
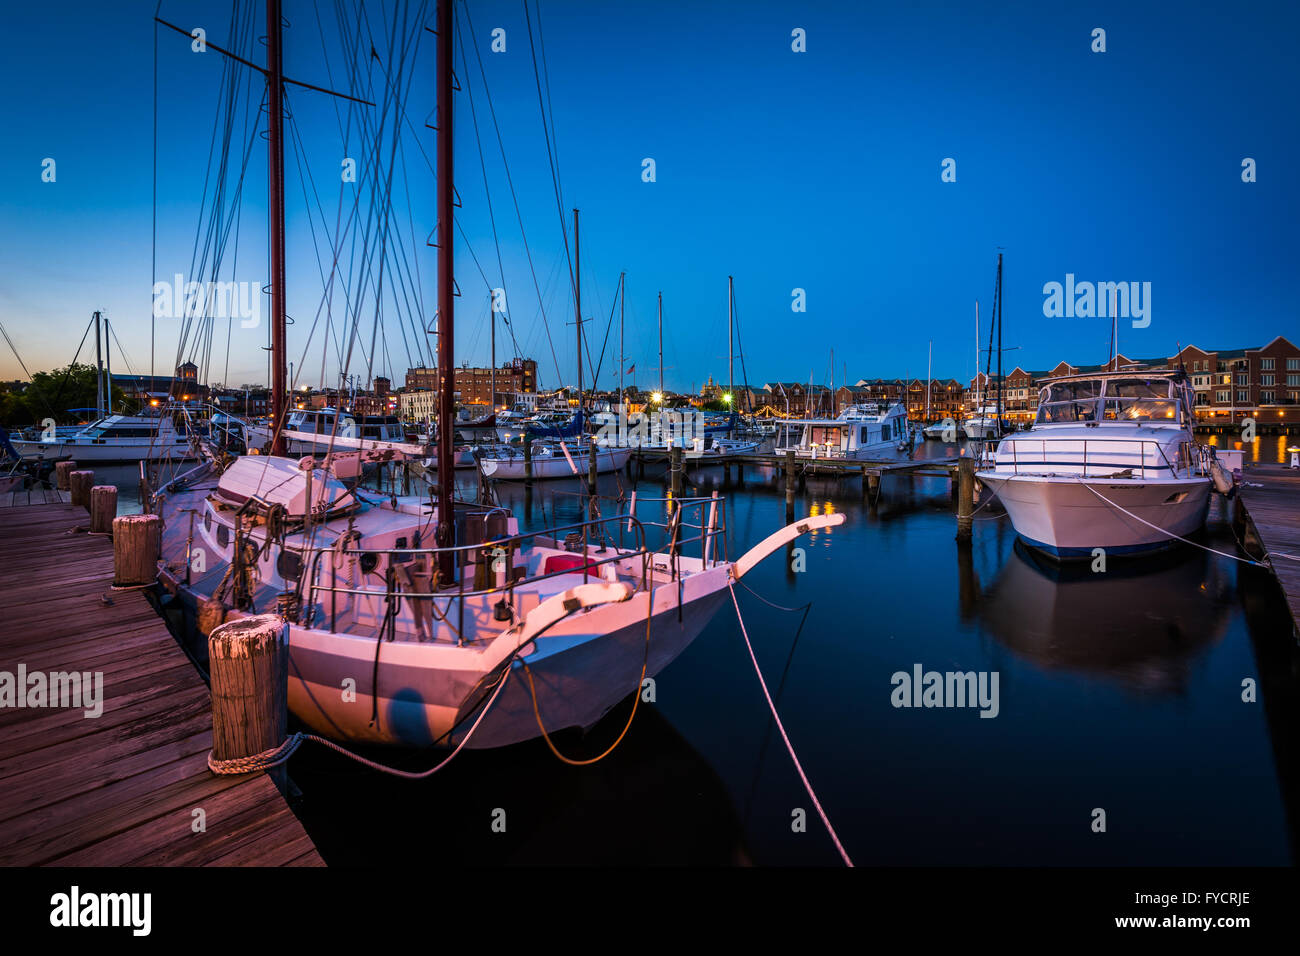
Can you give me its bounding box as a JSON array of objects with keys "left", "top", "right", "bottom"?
[
  {"left": 651, "top": 391, "right": 663, "bottom": 405},
  {"left": 723, "top": 393, "right": 732, "bottom": 405}
]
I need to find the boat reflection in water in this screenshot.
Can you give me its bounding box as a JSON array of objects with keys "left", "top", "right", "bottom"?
[{"left": 971, "top": 540, "right": 1233, "bottom": 694}]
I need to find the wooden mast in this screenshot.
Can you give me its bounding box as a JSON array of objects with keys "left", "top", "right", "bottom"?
[
  {"left": 434, "top": 0, "right": 455, "bottom": 575},
  {"left": 267, "top": 0, "right": 287, "bottom": 455}
]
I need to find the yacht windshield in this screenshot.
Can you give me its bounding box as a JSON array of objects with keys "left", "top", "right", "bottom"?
[
  {"left": 1035, "top": 379, "right": 1102, "bottom": 423},
  {"left": 1102, "top": 378, "right": 1179, "bottom": 422},
  {"left": 1034, "top": 377, "right": 1182, "bottom": 424}
]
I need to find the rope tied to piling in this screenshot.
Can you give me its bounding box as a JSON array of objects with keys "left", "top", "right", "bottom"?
[{"left": 208, "top": 660, "right": 515, "bottom": 779}]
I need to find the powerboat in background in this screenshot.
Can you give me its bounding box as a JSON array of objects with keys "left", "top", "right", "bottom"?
[
  {"left": 975, "top": 370, "right": 1216, "bottom": 559},
  {"left": 478, "top": 440, "right": 632, "bottom": 480},
  {"left": 963, "top": 401, "right": 1008, "bottom": 440},
  {"left": 10, "top": 411, "right": 209, "bottom": 463},
  {"left": 774, "top": 402, "right": 911, "bottom": 468}
]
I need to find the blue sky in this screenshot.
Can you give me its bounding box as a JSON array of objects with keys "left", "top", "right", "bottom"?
[{"left": 1, "top": 0, "right": 1295, "bottom": 393}]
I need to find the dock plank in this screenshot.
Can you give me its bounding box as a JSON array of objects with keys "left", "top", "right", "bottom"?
[
  {"left": 0, "top": 502, "right": 323, "bottom": 866},
  {"left": 1238, "top": 464, "right": 1300, "bottom": 634}
]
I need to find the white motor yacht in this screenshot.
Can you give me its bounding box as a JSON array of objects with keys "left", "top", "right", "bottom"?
[{"left": 975, "top": 371, "right": 1215, "bottom": 558}]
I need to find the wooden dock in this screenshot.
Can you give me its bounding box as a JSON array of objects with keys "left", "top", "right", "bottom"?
[
  {"left": 0, "top": 497, "right": 323, "bottom": 866},
  {"left": 1, "top": 485, "right": 70, "bottom": 508},
  {"left": 1235, "top": 463, "right": 1300, "bottom": 635}
]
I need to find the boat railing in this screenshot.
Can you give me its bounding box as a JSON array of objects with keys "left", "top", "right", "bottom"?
[
  {"left": 1003, "top": 437, "right": 1182, "bottom": 478},
  {"left": 299, "top": 512, "right": 655, "bottom": 642},
  {"left": 549, "top": 490, "right": 729, "bottom": 574}
]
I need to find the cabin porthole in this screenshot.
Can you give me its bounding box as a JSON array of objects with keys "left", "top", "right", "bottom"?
[{"left": 359, "top": 552, "right": 380, "bottom": 574}]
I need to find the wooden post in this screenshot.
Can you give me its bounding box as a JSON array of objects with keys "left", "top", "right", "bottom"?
[
  {"left": 208, "top": 614, "right": 289, "bottom": 778},
  {"left": 723, "top": 463, "right": 731, "bottom": 485},
  {"left": 89, "top": 485, "right": 117, "bottom": 534},
  {"left": 956, "top": 456, "right": 975, "bottom": 540},
  {"left": 523, "top": 439, "right": 533, "bottom": 483},
  {"left": 784, "top": 449, "right": 796, "bottom": 509},
  {"left": 55, "top": 460, "right": 78, "bottom": 491},
  {"left": 670, "top": 445, "right": 683, "bottom": 499},
  {"left": 588, "top": 441, "right": 598, "bottom": 494},
  {"left": 867, "top": 471, "right": 880, "bottom": 500},
  {"left": 112, "top": 513, "right": 160, "bottom": 586},
  {"left": 69, "top": 470, "right": 94, "bottom": 509}
]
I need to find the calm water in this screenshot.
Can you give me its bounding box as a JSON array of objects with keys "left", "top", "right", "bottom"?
[{"left": 246, "top": 437, "right": 1300, "bottom": 866}]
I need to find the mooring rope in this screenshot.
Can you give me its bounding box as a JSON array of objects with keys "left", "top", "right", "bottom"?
[
  {"left": 1072, "top": 477, "right": 1268, "bottom": 567},
  {"left": 207, "top": 660, "right": 513, "bottom": 779},
  {"left": 727, "top": 581, "right": 854, "bottom": 867}
]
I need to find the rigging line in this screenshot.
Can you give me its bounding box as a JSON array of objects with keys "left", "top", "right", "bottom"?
[
  {"left": 533, "top": 0, "right": 566, "bottom": 214},
  {"left": 152, "top": 15, "right": 158, "bottom": 385},
  {"left": 321, "top": 0, "right": 420, "bottom": 459},
  {"left": 456, "top": 5, "right": 521, "bottom": 361},
  {"left": 587, "top": 273, "right": 621, "bottom": 393},
  {"left": 463, "top": 4, "right": 562, "bottom": 386},
  {"left": 523, "top": 0, "right": 577, "bottom": 374}
]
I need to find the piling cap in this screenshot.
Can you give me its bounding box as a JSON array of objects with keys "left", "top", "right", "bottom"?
[{"left": 208, "top": 614, "right": 288, "bottom": 658}]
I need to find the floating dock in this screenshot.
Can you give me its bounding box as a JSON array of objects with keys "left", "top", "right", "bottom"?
[
  {"left": 1235, "top": 463, "right": 1300, "bottom": 635},
  {"left": 0, "top": 497, "right": 323, "bottom": 866}
]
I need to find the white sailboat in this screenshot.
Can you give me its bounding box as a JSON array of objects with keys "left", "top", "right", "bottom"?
[{"left": 151, "top": 0, "right": 838, "bottom": 749}]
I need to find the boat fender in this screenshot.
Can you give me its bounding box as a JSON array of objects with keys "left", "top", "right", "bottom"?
[{"left": 1210, "top": 459, "right": 1234, "bottom": 496}]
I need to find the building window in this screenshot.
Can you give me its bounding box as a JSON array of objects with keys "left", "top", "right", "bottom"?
[
  {"left": 1262, "top": 358, "right": 1275, "bottom": 370},
  {"left": 1288, "top": 374, "right": 1300, "bottom": 387},
  {"left": 1262, "top": 374, "right": 1275, "bottom": 386},
  {"left": 1236, "top": 374, "right": 1248, "bottom": 386},
  {"left": 1287, "top": 358, "right": 1300, "bottom": 371},
  {"left": 1237, "top": 390, "right": 1248, "bottom": 403},
  {"left": 1262, "top": 391, "right": 1275, "bottom": 402},
  {"left": 1216, "top": 390, "right": 1229, "bottom": 402}
]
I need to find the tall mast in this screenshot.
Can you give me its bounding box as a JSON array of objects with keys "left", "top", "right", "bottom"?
[
  {"left": 973, "top": 299, "right": 980, "bottom": 411},
  {"left": 727, "top": 275, "right": 733, "bottom": 405},
  {"left": 926, "top": 339, "right": 932, "bottom": 421},
  {"left": 94, "top": 311, "right": 104, "bottom": 418},
  {"left": 434, "top": 0, "right": 455, "bottom": 568},
  {"left": 618, "top": 272, "right": 625, "bottom": 410},
  {"left": 995, "top": 253, "right": 1004, "bottom": 423},
  {"left": 104, "top": 315, "right": 113, "bottom": 412},
  {"left": 489, "top": 290, "right": 495, "bottom": 411},
  {"left": 267, "top": 0, "right": 287, "bottom": 455},
  {"left": 657, "top": 292, "right": 663, "bottom": 397},
  {"left": 573, "top": 208, "right": 582, "bottom": 419}
]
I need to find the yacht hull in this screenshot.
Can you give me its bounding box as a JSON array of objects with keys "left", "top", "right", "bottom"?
[
  {"left": 10, "top": 439, "right": 195, "bottom": 463},
  {"left": 976, "top": 472, "right": 1212, "bottom": 558},
  {"left": 480, "top": 445, "right": 632, "bottom": 480}
]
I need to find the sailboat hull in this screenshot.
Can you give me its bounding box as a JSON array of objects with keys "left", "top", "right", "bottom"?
[{"left": 283, "top": 577, "right": 729, "bottom": 748}]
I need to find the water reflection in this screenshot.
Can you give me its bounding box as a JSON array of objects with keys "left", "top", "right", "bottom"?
[{"left": 974, "top": 540, "right": 1232, "bottom": 693}]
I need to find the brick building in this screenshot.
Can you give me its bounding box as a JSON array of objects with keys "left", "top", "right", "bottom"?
[{"left": 404, "top": 358, "right": 538, "bottom": 409}]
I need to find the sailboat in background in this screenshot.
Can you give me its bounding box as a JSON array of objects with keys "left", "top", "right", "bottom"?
[{"left": 150, "top": 0, "right": 836, "bottom": 749}]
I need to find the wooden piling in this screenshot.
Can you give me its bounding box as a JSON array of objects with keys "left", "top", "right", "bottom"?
[
  {"left": 956, "top": 457, "right": 975, "bottom": 539},
  {"left": 588, "top": 441, "right": 598, "bottom": 493},
  {"left": 112, "top": 513, "right": 160, "bottom": 587},
  {"left": 670, "top": 446, "right": 684, "bottom": 499},
  {"left": 784, "top": 449, "right": 796, "bottom": 509},
  {"left": 89, "top": 485, "right": 117, "bottom": 534},
  {"left": 54, "top": 460, "right": 78, "bottom": 491},
  {"left": 207, "top": 615, "right": 289, "bottom": 777},
  {"left": 523, "top": 439, "right": 533, "bottom": 483},
  {"left": 69, "top": 470, "right": 94, "bottom": 509}
]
